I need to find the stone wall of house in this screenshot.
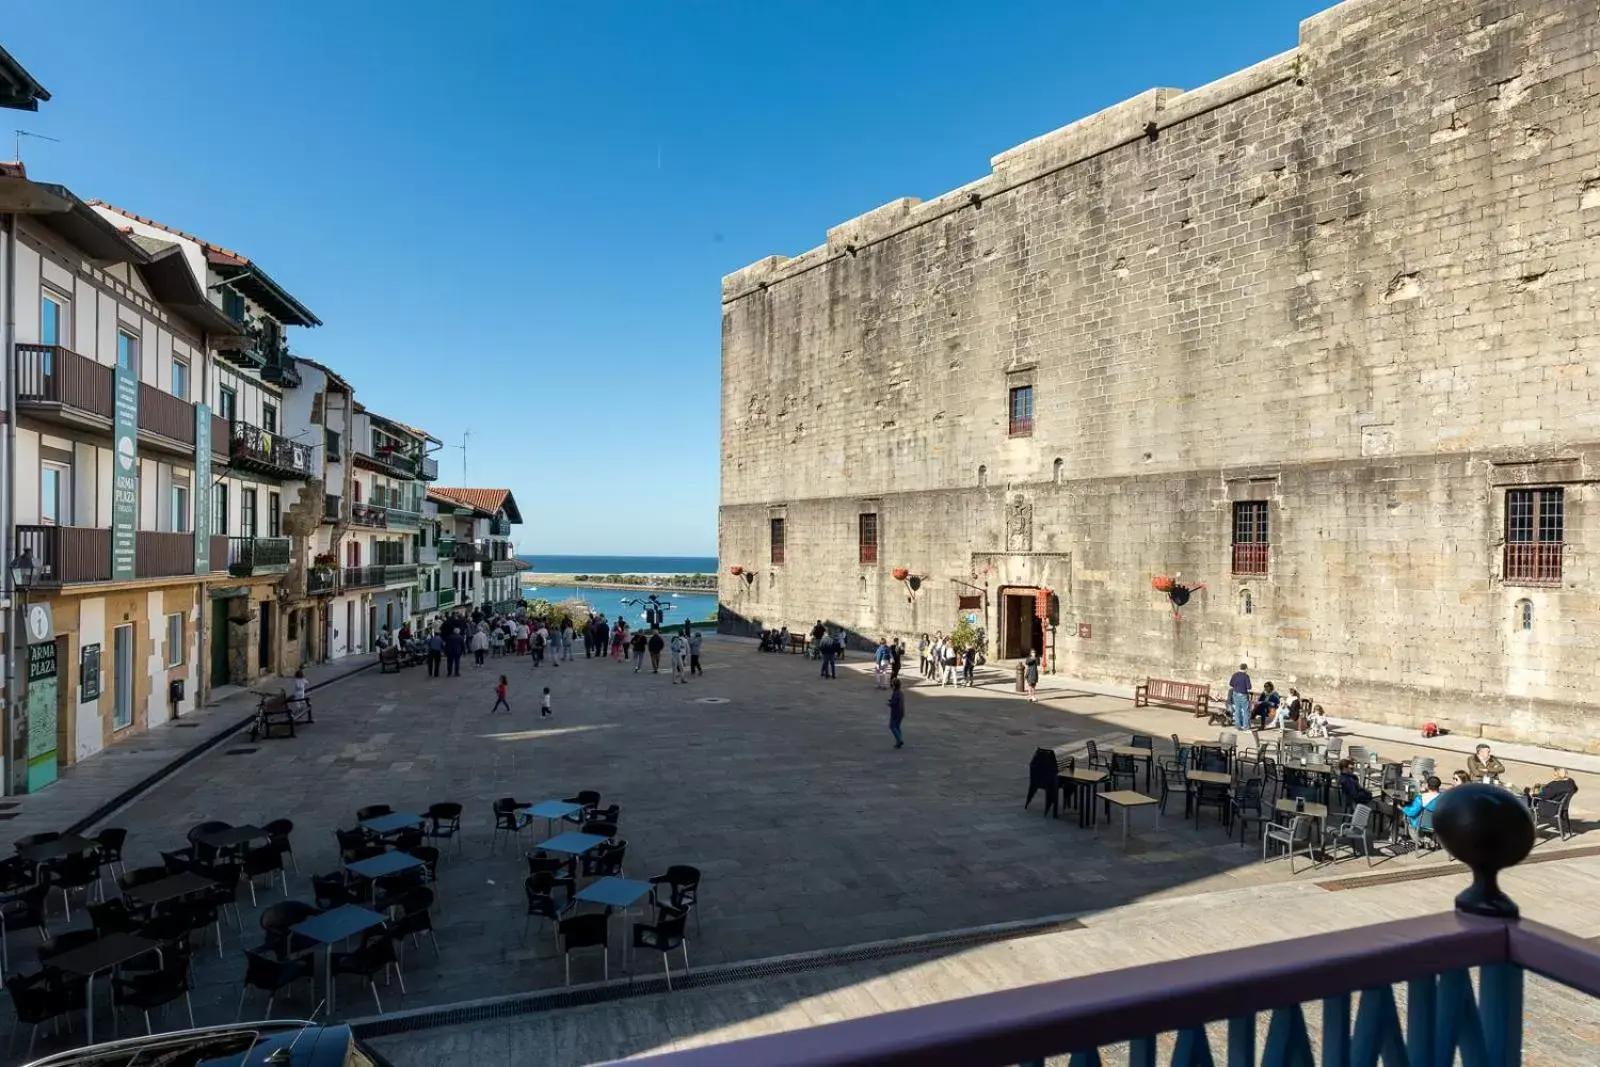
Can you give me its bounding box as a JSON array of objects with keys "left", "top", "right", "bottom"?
[{"left": 717, "top": 0, "right": 1600, "bottom": 750}]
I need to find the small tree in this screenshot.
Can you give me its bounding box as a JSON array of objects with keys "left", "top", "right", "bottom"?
[{"left": 950, "top": 617, "right": 978, "bottom": 653}]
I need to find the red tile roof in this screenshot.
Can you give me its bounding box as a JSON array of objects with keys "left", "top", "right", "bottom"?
[
  {"left": 87, "top": 199, "right": 249, "bottom": 263},
  {"left": 428, "top": 487, "right": 513, "bottom": 517}
]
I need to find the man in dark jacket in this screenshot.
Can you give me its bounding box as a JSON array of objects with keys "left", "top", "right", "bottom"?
[
  {"left": 444, "top": 629, "right": 465, "bottom": 677},
  {"left": 647, "top": 630, "right": 666, "bottom": 673}
]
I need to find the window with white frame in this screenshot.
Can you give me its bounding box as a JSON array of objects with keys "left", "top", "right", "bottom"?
[
  {"left": 165, "top": 612, "right": 185, "bottom": 667},
  {"left": 40, "top": 462, "right": 69, "bottom": 526},
  {"left": 116, "top": 329, "right": 139, "bottom": 372},
  {"left": 170, "top": 483, "right": 190, "bottom": 533},
  {"left": 171, "top": 358, "right": 189, "bottom": 401}
]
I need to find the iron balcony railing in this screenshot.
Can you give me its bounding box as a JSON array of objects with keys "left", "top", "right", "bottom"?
[
  {"left": 437, "top": 537, "right": 457, "bottom": 560},
  {"left": 453, "top": 540, "right": 486, "bottom": 564},
  {"left": 1504, "top": 542, "right": 1563, "bottom": 585},
  {"left": 418, "top": 545, "right": 438, "bottom": 565},
  {"left": 437, "top": 589, "right": 457, "bottom": 609},
  {"left": 384, "top": 563, "right": 419, "bottom": 585},
  {"left": 227, "top": 536, "right": 291, "bottom": 577},
  {"left": 307, "top": 568, "right": 339, "bottom": 596},
  {"left": 612, "top": 787, "right": 1599, "bottom": 1067},
  {"left": 419, "top": 455, "right": 439, "bottom": 481},
  {"left": 415, "top": 588, "right": 438, "bottom": 612},
  {"left": 349, "top": 502, "right": 387, "bottom": 528},
  {"left": 490, "top": 516, "right": 512, "bottom": 537},
  {"left": 15, "top": 526, "right": 228, "bottom": 583},
  {"left": 342, "top": 565, "right": 387, "bottom": 590},
  {"left": 381, "top": 505, "right": 421, "bottom": 532},
  {"left": 230, "top": 421, "right": 315, "bottom": 479},
  {"left": 354, "top": 443, "right": 419, "bottom": 480},
  {"left": 1231, "top": 541, "right": 1270, "bottom": 577},
  {"left": 482, "top": 559, "right": 518, "bottom": 579}
]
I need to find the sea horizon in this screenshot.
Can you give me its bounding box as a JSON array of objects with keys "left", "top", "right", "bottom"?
[{"left": 516, "top": 553, "right": 718, "bottom": 576}]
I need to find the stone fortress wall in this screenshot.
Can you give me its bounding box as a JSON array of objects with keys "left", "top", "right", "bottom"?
[{"left": 717, "top": 0, "right": 1600, "bottom": 751}]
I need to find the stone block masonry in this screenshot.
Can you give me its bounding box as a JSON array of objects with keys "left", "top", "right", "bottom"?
[{"left": 717, "top": 0, "right": 1600, "bottom": 751}]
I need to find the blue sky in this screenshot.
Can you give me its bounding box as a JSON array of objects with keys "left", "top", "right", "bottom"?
[{"left": 7, "top": 1, "right": 1326, "bottom": 554}]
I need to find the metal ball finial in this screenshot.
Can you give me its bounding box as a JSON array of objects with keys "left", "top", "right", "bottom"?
[{"left": 1431, "top": 783, "right": 1535, "bottom": 918}]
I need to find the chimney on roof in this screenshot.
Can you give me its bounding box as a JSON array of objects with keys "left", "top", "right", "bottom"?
[{"left": 0, "top": 161, "right": 27, "bottom": 179}]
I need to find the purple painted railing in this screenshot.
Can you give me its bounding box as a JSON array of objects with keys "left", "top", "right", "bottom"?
[{"left": 608, "top": 786, "right": 1600, "bottom": 1067}]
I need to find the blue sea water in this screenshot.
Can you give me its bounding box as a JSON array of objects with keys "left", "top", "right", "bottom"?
[
  {"left": 518, "top": 554, "right": 717, "bottom": 575},
  {"left": 521, "top": 583, "right": 719, "bottom": 625}
]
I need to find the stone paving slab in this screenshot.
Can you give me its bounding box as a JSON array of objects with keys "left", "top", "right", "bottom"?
[
  {"left": 0, "top": 654, "right": 378, "bottom": 845},
  {"left": 5, "top": 639, "right": 1592, "bottom": 1060},
  {"left": 370, "top": 854, "right": 1600, "bottom": 1067}
]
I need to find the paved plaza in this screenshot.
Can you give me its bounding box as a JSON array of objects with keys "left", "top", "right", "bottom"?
[{"left": 6, "top": 637, "right": 1595, "bottom": 1060}]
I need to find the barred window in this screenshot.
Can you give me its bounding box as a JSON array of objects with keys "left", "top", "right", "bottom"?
[
  {"left": 1231, "top": 501, "right": 1269, "bottom": 576},
  {"left": 770, "top": 517, "right": 786, "bottom": 565},
  {"left": 858, "top": 514, "right": 878, "bottom": 565},
  {"left": 1504, "top": 488, "right": 1563, "bottom": 585},
  {"left": 1008, "top": 386, "right": 1034, "bottom": 437}
]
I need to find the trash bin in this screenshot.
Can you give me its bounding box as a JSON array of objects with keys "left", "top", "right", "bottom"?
[{"left": 1016, "top": 662, "right": 1027, "bottom": 693}]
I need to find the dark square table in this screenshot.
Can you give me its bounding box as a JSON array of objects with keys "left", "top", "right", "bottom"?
[
  {"left": 18, "top": 834, "right": 95, "bottom": 863},
  {"left": 1058, "top": 770, "right": 1109, "bottom": 828},
  {"left": 576, "top": 877, "right": 655, "bottom": 965},
  {"left": 45, "top": 932, "right": 159, "bottom": 1043},
  {"left": 290, "top": 904, "right": 387, "bottom": 1015},
  {"left": 523, "top": 800, "right": 584, "bottom": 834},
  {"left": 536, "top": 832, "right": 610, "bottom": 857},
  {"left": 359, "top": 812, "right": 425, "bottom": 835},
  {"left": 125, "top": 870, "right": 216, "bottom": 908},
  {"left": 346, "top": 850, "right": 423, "bottom": 880}
]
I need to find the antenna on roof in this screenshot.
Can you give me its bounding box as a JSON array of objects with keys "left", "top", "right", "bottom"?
[
  {"left": 13, "top": 129, "right": 59, "bottom": 161},
  {"left": 448, "top": 430, "right": 471, "bottom": 483}
]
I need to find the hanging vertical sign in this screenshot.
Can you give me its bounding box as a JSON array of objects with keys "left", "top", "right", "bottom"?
[
  {"left": 111, "top": 363, "right": 140, "bottom": 580},
  {"left": 25, "top": 641, "right": 58, "bottom": 793},
  {"left": 194, "top": 402, "right": 212, "bottom": 574}
]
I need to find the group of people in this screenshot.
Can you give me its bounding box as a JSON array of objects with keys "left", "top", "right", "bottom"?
[
  {"left": 916, "top": 633, "right": 980, "bottom": 688},
  {"left": 1226, "top": 666, "right": 1328, "bottom": 736},
  {"left": 1335, "top": 741, "right": 1580, "bottom": 833}
]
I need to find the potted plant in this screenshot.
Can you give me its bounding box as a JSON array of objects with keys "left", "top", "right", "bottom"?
[{"left": 891, "top": 567, "right": 910, "bottom": 581}]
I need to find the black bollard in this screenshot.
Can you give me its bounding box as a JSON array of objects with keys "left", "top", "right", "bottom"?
[{"left": 1431, "top": 782, "right": 1535, "bottom": 918}]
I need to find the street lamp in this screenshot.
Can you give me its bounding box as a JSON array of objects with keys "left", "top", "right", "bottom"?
[{"left": 8, "top": 550, "right": 36, "bottom": 594}]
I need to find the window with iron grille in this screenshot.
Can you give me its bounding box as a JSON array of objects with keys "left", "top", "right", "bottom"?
[
  {"left": 858, "top": 513, "right": 878, "bottom": 565},
  {"left": 1504, "top": 488, "right": 1563, "bottom": 585},
  {"left": 1231, "top": 501, "right": 1269, "bottom": 576},
  {"left": 1008, "top": 386, "right": 1034, "bottom": 437},
  {"left": 770, "top": 517, "right": 786, "bottom": 565}
]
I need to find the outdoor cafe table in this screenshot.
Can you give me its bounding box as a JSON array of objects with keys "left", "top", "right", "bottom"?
[
  {"left": 45, "top": 932, "right": 159, "bottom": 1044},
  {"left": 1110, "top": 746, "right": 1154, "bottom": 790},
  {"left": 359, "top": 811, "right": 426, "bottom": 836},
  {"left": 523, "top": 800, "right": 585, "bottom": 835},
  {"left": 1058, "top": 770, "right": 1109, "bottom": 829},
  {"left": 18, "top": 834, "right": 95, "bottom": 864},
  {"left": 1098, "top": 791, "right": 1160, "bottom": 851},
  {"left": 290, "top": 904, "right": 387, "bottom": 1015},
  {"left": 125, "top": 870, "right": 216, "bottom": 908},
  {"left": 346, "top": 850, "right": 424, "bottom": 880},
  {"left": 575, "top": 877, "right": 655, "bottom": 964},
  {"left": 194, "top": 824, "right": 267, "bottom": 850},
  {"left": 536, "top": 832, "right": 610, "bottom": 858},
  {"left": 1184, "top": 770, "right": 1233, "bottom": 825}
]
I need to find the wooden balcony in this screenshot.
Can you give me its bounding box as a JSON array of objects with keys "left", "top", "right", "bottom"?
[
  {"left": 353, "top": 445, "right": 418, "bottom": 480},
  {"left": 415, "top": 588, "right": 438, "bottom": 612},
  {"left": 15, "top": 343, "right": 217, "bottom": 458},
  {"left": 381, "top": 505, "right": 421, "bottom": 532},
  {"left": 437, "top": 537, "right": 457, "bottom": 560},
  {"left": 490, "top": 516, "right": 512, "bottom": 537},
  {"left": 385, "top": 563, "right": 419, "bottom": 585},
  {"left": 482, "top": 559, "right": 518, "bottom": 578},
  {"left": 228, "top": 536, "right": 292, "bottom": 577},
  {"left": 229, "top": 421, "right": 314, "bottom": 480},
  {"left": 16, "top": 525, "right": 227, "bottom": 584},
  {"left": 437, "top": 589, "right": 456, "bottom": 609}
]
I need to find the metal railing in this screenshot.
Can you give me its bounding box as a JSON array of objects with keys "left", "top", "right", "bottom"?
[
  {"left": 415, "top": 588, "right": 438, "bottom": 612},
  {"left": 15, "top": 526, "right": 227, "bottom": 583},
  {"left": 490, "top": 516, "right": 512, "bottom": 536},
  {"left": 420, "top": 455, "right": 439, "bottom": 480},
  {"left": 482, "top": 559, "right": 518, "bottom": 578},
  {"left": 384, "top": 563, "right": 419, "bottom": 584},
  {"left": 418, "top": 545, "right": 438, "bottom": 565},
  {"left": 437, "top": 537, "right": 457, "bottom": 560},
  {"left": 350, "top": 502, "right": 387, "bottom": 528},
  {"left": 614, "top": 787, "right": 1599, "bottom": 1067},
  {"left": 1504, "top": 542, "right": 1563, "bottom": 585},
  {"left": 382, "top": 506, "right": 421, "bottom": 531},
  {"left": 342, "top": 565, "right": 387, "bottom": 590},
  {"left": 307, "top": 568, "right": 339, "bottom": 596},
  {"left": 228, "top": 536, "right": 291, "bottom": 576},
  {"left": 437, "top": 589, "right": 457, "bottom": 608},
  {"left": 1231, "top": 541, "right": 1270, "bottom": 576},
  {"left": 230, "top": 421, "right": 315, "bottom": 478}
]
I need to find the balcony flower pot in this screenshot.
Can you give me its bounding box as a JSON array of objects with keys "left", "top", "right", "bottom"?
[
  {"left": 891, "top": 567, "right": 910, "bottom": 581},
  {"left": 729, "top": 566, "right": 743, "bottom": 576}
]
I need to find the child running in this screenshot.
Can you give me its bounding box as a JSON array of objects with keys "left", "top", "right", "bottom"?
[{"left": 491, "top": 674, "right": 510, "bottom": 713}]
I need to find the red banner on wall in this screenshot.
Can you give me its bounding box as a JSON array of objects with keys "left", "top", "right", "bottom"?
[{"left": 1035, "top": 588, "right": 1053, "bottom": 672}]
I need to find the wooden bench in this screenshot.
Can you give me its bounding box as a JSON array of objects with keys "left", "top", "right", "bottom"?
[
  {"left": 1134, "top": 677, "right": 1212, "bottom": 717},
  {"left": 788, "top": 634, "right": 808, "bottom": 654},
  {"left": 250, "top": 692, "right": 298, "bottom": 741}
]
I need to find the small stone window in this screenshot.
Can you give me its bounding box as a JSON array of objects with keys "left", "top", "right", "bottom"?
[
  {"left": 978, "top": 465, "right": 988, "bottom": 488},
  {"left": 1515, "top": 598, "right": 1533, "bottom": 632},
  {"left": 1240, "top": 589, "right": 1253, "bottom": 616},
  {"left": 1053, "top": 458, "right": 1064, "bottom": 484}
]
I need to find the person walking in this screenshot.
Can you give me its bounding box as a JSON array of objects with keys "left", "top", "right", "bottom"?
[
  {"left": 819, "top": 630, "right": 837, "bottom": 679},
  {"left": 613, "top": 621, "right": 627, "bottom": 662},
  {"left": 560, "top": 620, "right": 573, "bottom": 661},
  {"left": 941, "top": 643, "right": 958, "bottom": 687},
  {"left": 541, "top": 686, "right": 553, "bottom": 718},
  {"left": 426, "top": 630, "right": 444, "bottom": 678},
  {"left": 471, "top": 627, "right": 489, "bottom": 667},
  {"left": 1228, "top": 662, "right": 1253, "bottom": 732},
  {"left": 917, "top": 634, "right": 929, "bottom": 678},
  {"left": 631, "top": 629, "right": 648, "bottom": 672},
  {"left": 1023, "top": 650, "right": 1041, "bottom": 701},
  {"left": 445, "top": 629, "right": 465, "bottom": 677},
  {"left": 874, "top": 639, "right": 891, "bottom": 689},
  {"left": 670, "top": 632, "right": 688, "bottom": 684},
  {"left": 888, "top": 678, "right": 905, "bottom": 749},
  {"left": 810, "top": 619, "right": 826, "bottom": 660},
  {"left": 890, "top": 639, "right": 903, "bottom": 685},
  {"left": 962, "top": 645, "right": 977, "bottom": 687},
  {"left": 647, "top": 629, "right": 665, "bottom": 673},
  {"left": 491, "top": 674, "right": 510, "bottom": 713},
  {"left": 689, "top": 629, "right": 704, "bottom": 676}
]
